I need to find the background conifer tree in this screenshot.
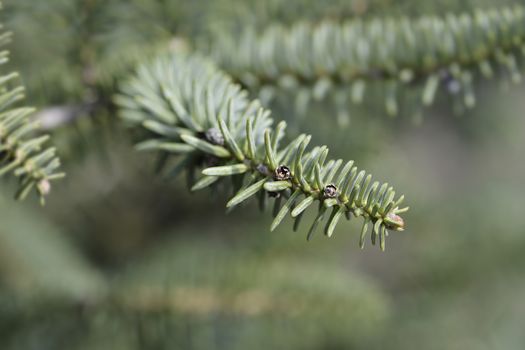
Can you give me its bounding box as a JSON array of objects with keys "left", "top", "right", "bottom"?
[{"left": 1, "top": 1, "right": 525, "bottom": 349}]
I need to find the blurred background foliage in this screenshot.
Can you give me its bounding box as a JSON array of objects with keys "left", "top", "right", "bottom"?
[{"left": 1, "top": 0, "right": 525, "bottom": 349}]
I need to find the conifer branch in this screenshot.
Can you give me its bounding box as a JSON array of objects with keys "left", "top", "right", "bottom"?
[
  {"left": 116, "top": 54, "right": 407, "bottom": 249},
  {"left": 210, "top": 5, "right": 525, "bottom": 115},
  {"left": 0, "top": 15, "right": 64, "bottom": 203}
]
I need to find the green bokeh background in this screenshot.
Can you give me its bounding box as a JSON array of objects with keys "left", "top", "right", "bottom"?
[{"left": 1, "top": 1, "right": 525, "bottom": 349}]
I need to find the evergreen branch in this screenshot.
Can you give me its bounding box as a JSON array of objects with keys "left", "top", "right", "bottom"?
[
  {"left": 0, "top": 16, "right": 64, "bottom": 203},
  {"left": 116, "top": 54, "right": 407, "bottom": 249},
  {"left": 210, "top": 5, "right": 525, "bottom": 115}
]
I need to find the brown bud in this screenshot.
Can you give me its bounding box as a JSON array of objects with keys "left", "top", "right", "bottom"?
[
  {"left": 385, "top": 212, "right": 405, "bottom": 231},
  {"left": 274, "top": 165, "right": 291, "bottom": 181},
  {"left": 323, "top": 184, "right": 338, "bottom": 198}
]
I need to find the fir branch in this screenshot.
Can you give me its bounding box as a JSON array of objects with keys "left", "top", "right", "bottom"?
[
  {"left": 116, "top": 54, "right": 407, "bottom": 249},
  {"left": 209, "top": 5, "right": 525, "bottom": 116},
  {"left": 0, "top": 17, "right": 64, "bottom": 203}
]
